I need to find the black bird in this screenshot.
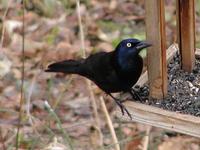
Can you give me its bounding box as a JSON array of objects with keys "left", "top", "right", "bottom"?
[{"left": 45, "top": 38, "right": 151, "bottom": 118}]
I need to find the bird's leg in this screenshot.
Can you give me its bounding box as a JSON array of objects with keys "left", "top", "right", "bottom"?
[
  {"left": 130, "top": 88, "right": 142, "bottom": 101},
  {"left": 109, "top": 94, "right": 124, "bottom": 115},
  {"left": 107, "top": 93, "right": 132, "bottom": 119}
]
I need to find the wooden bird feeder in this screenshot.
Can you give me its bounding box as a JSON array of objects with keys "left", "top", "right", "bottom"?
[{"left": 117, "top": 0, "right": 200, "bottom": 138}]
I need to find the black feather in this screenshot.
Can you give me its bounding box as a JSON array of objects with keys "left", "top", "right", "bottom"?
[{"left": 45, "top": 38, "right": 151, "bottom": 119}]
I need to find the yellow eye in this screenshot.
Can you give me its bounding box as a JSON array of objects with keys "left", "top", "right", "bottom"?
[{"left": 127, "top": 43, "right": 132, "bottom": 47}]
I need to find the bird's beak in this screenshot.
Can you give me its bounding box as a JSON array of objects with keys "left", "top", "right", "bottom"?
[{"left": 136, "top": 41, "right": 152, "bottom": 51}]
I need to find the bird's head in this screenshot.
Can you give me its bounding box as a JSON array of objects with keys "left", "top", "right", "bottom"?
[
  {"left": 116, "top": 38, "right": 151, "bottom": 56},
  {"left": 115, "top": 38, "right": 152, "bottom": 70}
]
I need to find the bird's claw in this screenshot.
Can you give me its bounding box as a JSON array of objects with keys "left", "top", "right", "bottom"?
[
  {"left": 115, "top": 100, "right": 132, "bottom": 119},
  {"left": 119, "top": 103, "right": 132, "bottom": 119},
  {"left": 108, "top": 93, "right": 132, "bottom": 119}
]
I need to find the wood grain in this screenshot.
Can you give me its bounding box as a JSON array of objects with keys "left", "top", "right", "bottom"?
[
  {"left": 177, "top": 0, "right": 195, "bottom": 72},
  {"left": 136, "top": 43, "right": 179, "bottom": 87},
  {"left": 116, "top": 101, "right": 200, "bottom": 138},
  {"left": 145, "top": 0, "right": 167, "bottom": 99}
]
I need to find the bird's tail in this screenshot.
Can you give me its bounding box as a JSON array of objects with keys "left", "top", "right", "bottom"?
[{"left": 45, "top": 60, "right": 84, "bottom": 74}]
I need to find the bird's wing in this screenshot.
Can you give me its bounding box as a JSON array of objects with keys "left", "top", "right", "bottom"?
[{"left": 82, "top": 51, "right": 123, "bottom": 93}]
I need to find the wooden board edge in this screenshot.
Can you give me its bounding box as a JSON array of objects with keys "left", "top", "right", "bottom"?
[
  {"left": 115, "top": 101, "right": 200, "bottom": 138},
  {"left": 125, "top": 101, "right": 200, "bottom": 123}
]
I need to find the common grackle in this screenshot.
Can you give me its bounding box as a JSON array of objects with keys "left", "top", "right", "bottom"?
[{"left": 45, "top": 38, "right": 151, "bottom": 119}]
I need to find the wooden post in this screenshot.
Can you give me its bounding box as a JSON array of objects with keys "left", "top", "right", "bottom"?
[
  {"left": 177, "top": 0, "right": 195, "bottom": 72},
  {"left": 145, "top": 0, "right": 167, "bottom": 99}
]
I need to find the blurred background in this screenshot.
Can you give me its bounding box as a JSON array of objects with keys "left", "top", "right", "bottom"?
[{"left": 0, "top": 0, "right": 200, "bottom": 149}]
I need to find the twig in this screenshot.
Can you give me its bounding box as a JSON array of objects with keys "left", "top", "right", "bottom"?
[
  {"left": 0, "top": 0, "right": 12, "bottom": 49},
  {"left": 0, "top": 129, "right": 6, "bottom": 150},
  {"left": 0, "top": 131, "right": 16, "bottom": 150},
  {"left": 100, "top": 96, "right": 120, "bottom": 150},
  {"left": 109, "top": 0, "right": 117, "bottom": 10},
  {"left": 0, "top": 2, "right": 12, "bottom": 148},
  {"left": 44, "top": 101, "right": 74, "bottom": 150},
  {"left": 24, "top": 71, "right": 45, "bottom": 137},
  {"left": 142, "top": 126, "right": 151, "bottom": 150},
  {"left": 26, "top": 53, "right": 57, "bottom": 136},
  {"left": 26, "top": 73, "right": 37, "bottom": 121},
  {"left": 76, "top": 0, "right": 103, "bottom": 146},
  {"left": 16, "top": 1, "right": 25, "bottom": 149},
  {"left": 76, "top": 0, "right": 85, "bottom": 58}
]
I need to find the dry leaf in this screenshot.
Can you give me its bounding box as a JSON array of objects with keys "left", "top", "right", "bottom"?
[{"left": 158, "top": 137, "right": 200, "bottom": 150}]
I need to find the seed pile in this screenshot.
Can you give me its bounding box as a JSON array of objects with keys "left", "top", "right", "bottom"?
[{"left": 133, "top": 53, "right": 200, "bottom": 117}]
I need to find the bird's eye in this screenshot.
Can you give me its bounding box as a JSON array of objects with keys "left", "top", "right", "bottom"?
[{"left": 127, "top": 43, "right": 132, "bottom": 47}]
